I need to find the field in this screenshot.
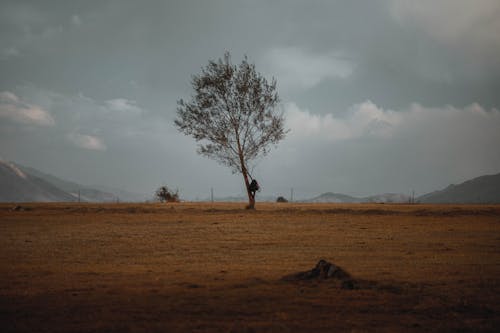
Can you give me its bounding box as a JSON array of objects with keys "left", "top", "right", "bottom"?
[{"left": 1, "top": 202, "right": 499, "bottom": 332}]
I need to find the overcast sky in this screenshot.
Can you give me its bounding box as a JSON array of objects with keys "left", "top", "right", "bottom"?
[{"left": 1, "top": 0, "right": 500, "bottom": 199}]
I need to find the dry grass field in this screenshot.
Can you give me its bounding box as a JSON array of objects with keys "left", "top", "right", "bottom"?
[{"left": 1, "top": 202, "right": 499, "bottom": 332}]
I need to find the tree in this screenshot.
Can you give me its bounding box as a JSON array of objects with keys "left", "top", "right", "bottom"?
[
  {"left": 155, "top": 185, "right": 179, "bottom": 203},
  {"left": 175, "top": 52, "right": 287, "bottom": 209}
]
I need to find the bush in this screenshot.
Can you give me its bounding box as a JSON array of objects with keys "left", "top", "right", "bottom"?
[
  {"left": 155, "top": 186, "right": 180, "bottom": 203},
  {"left": 276, "top": 196, "right": 288, "bottom": 203}
]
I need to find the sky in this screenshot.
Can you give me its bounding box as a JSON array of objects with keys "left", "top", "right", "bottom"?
[{"left": 1, "top": 0, "right": 500, "bottom": 200}]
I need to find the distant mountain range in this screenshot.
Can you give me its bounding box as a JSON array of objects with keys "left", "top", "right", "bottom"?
[
  {"left": 1, "top": 159, "right": 499, "bottom": 203},
  {"left": 305, "top": 192, "right": 410, "bottom": 203},
  {"left": 0, "top": 160, "right": 147, "bottom": 203},
  {"left": 306, "top": 173, "right": 500, "bottom": 204},
  {"left": 417, "top": 173, "right": 500, "bottom": 203}
]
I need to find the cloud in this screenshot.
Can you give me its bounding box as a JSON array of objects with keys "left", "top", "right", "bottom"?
[
  {"left": 268, "top": 100, "right": 500, "bottom": 197},
  {"left": 389, "top": 0, "right": 500, "bottom": 73},
  {"left": 286, "top": 103, "right": 350, "bottom": 141},
  {"left": 262, "top": 47, "right": 354, "bottom": 90},
  {"left": 0, "top": 46, "right": 20, "bottom": 59},
  {"left": 68, "top": 133, "right": 106, "bottom": 151},
  {"left": 2, "top": 86, "right": 155, "bottom": 154},
  {"left": 289, "top": 99, "right": 500, "bottom": 147},
  {"left": 0, "top": 91, "right": 19, "bottom": 103},
  {"left": 4, "top": 86, "right": 151, "bottom": 139},
  {"left": 389, "top": 0, "right": 500, "bottom": 43},
  {"left": 0, "top": 91, "right": 55, "bottom": 126},
  {"left": 105, "top": 98, "right": 141, "bottom": 113},
  {"left": 71, "top": 14, "right": 82, "bottom": 27},
  {"left": 286, "top": 100, "right": 401, "bottom": 141}
]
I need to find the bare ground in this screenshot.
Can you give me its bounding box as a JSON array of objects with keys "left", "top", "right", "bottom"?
[{"left": 0, "top": 202, "right": 499, "bottom": 332}]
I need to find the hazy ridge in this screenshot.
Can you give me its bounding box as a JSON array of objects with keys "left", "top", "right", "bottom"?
[
  {"left": 418, "top": 173, "right": 500, "bottom": 203},
  {"left": 0, "top": 160, "right": 146, "bottom": 202},
  {"left": 0, "top": 160, "right": 77, "bottom": 202},
  {"left": 1, "top": 159, "right": 499, "bottom": 203}
]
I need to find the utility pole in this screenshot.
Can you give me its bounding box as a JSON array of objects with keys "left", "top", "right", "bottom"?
[
  {"left": 211, "top": 187, "right": 214, "bottom": 203},
  {"left": 409, "top": 189, "right": 415, "bottom": 204},
  {"left": 78, "top": 189, "right": 80, "bottom": 203},
  {"left": 290, "top": 187, "right": 294, "bottom": 203}
]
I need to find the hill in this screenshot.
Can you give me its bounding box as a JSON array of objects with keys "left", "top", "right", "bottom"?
[
  {"left": 0, "top": 160, "right": 77, "bottom": 202},
  {"left": 4, "top": 158, "right": 499, "bottom": 204},
  {"left": 19, "top": 165, "right": 147, "bottom": 202},
  {"left": 306, "top": 192, "right": 362, "bottom": 203},
  {"left": 16, "top": 163, "right": 120, "bottom": 202},
  {"left": 418, "top": 173, "right": 500, "bottom": 203},
  {"left": 1, "top": 160, "right": 147, "bottom": 202},
  {"left": 306, "top": 192, "right": 409, "bottom": 203}
]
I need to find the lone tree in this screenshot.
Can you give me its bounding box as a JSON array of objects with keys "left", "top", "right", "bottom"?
[{"left": 175, "top": 52, "right": 286, "bottom": 209}]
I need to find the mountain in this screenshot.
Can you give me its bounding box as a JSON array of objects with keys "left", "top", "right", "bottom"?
[
  {"left": 418, "top": 173, "right": 500, "bottom": 203},
  {"left": 305, "top": 192, "right": 410, "bottom": 203},
  {"left": 306, "top": 192, "right": 362, "bottom": 203},
  {"left": 1, "top": 160, "right": 147, "bottom": 202},
  {"left": 89, "top": 185, "right": 149, "bottom": 202},
  {"left": 365, "top": 193, "right": 410, "bottom": 203},
  {"left": 4, "top": 158, "right": 499, "bottom": 204},
  {"left": 18, "top": 164, "right": 83, "bottom": 194},
  {"left": 0, "top": 160, "right": 77, "bottom": 202},
  {"left": 16, "top": 164, "right": 118, "bottom": 202},
  {"left": 193, "top": 194, "right": 278, "bottom": 202}
]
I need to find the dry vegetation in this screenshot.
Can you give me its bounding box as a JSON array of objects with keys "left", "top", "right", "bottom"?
[{"left": 1, "top": 202, "right": 499, "bottom": 332}]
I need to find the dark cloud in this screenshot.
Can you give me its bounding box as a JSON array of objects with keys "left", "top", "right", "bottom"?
[{"left": 1, "top": 0, "right": 499, "bottom": 198}]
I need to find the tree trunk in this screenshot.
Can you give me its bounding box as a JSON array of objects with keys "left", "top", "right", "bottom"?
[
  {"left": 236, "top": 133, "right": 255, "bottom": 210},
  {"left": 242, "top": 168, "right": 255, "bottom": 209}
]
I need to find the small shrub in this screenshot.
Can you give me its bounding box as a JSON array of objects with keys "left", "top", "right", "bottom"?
[
  {"left": 155, "top": 186, "right": 180, "bottom": 203},
  {"left": 276, "top": 196, "right": 288, "bottom": 203}
]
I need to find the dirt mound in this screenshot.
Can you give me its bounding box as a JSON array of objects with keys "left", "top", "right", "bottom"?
[
  {"left": 11, "top": 205, "right": 32, "bottom": 211},
  {"left": 282, "top": 260, "right": 355, "bottom": 288},
  {"left": 282, "top": 260, "right": 421, "bottom": 292}
]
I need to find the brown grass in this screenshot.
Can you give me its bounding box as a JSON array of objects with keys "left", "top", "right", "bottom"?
[{"left": 1, "top": 202, "right": 499, "bottom": 332}]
